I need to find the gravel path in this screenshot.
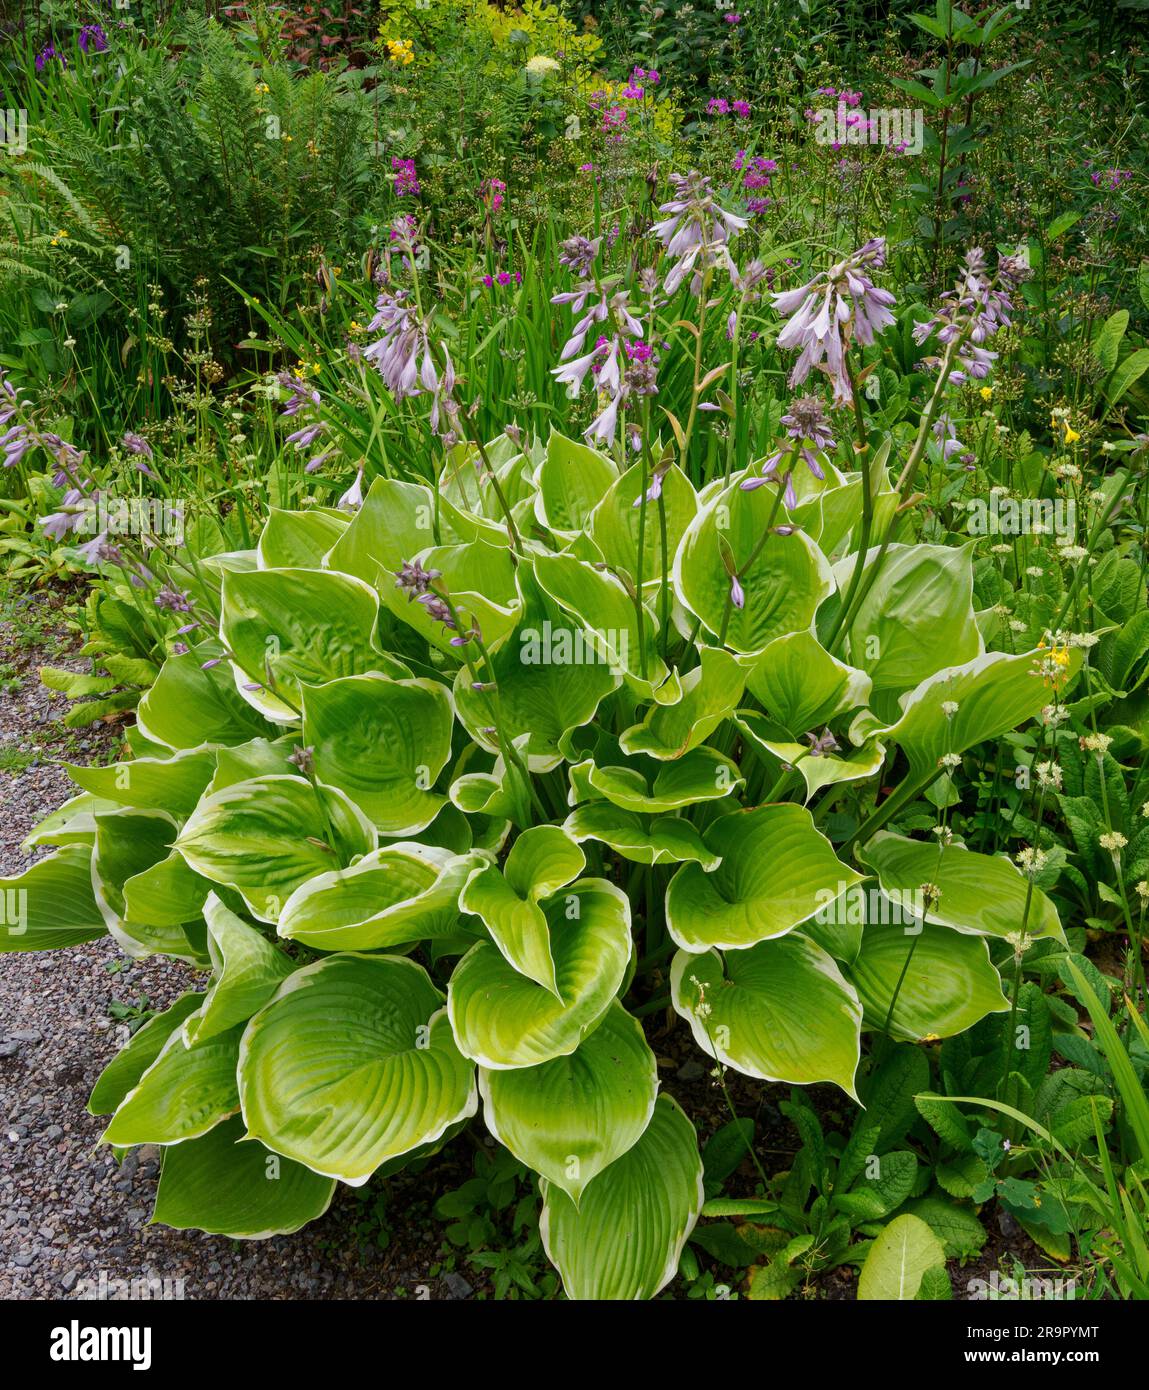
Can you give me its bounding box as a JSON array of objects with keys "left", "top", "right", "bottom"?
[{"left": 0, "top": 606, "right": 462, "bottom": 1301}]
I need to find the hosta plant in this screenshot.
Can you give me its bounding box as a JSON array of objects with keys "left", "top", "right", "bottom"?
[{"left": 1, "top": 414, "right": 1085, "bottom": 1299}]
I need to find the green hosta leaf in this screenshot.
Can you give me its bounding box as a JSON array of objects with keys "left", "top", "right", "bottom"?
[
  {"left": 220, "top": 566, "right": 386, "bottom": 721},
  {"left": 589, "top": 460, "right": 698, "bottom": 584},
  {"left": 563, "top": 803, "right": 721, "bottom": 868},
  {"left": 573, "top": 747, "right": 743, "bottom": 815},
  {"left": 540, "top": 1095, "right": 704, "bottom": 1300},
  {"left": 176, "top": 775, "right": 376, "bottom": 923},
  {"left": 534, "top": 429, "right": 617, "bottom": 535},
  {"left": 845, "top": 919, "right": 1008, "bottom": 1041},
  {"left": 384, "top": 539, "right": 522, "bottom": 655},
  {"left": 857, "top": 1213, "right": 948, "bottom": 1300},
  {"left": 102, "top": 1024, "right": 242, "bottom": 1146},
  {"left": 93, "top": 809, "right": 203, "bottom": 960},
  {"left": 481, "top": 1002, "right": 658, "bottom": 1202},
  {"left": 153, "top": 1115, "right": 336, "bottom": 1238},
  {"left": 744, "top": 629, "right": 871, "bottom": 735},
  {"left": 137, "top": 641, "right": 277, "bottom": 750},
  {"left": 63, "top": 749, "right": 215, "bottom": 816},
  {"left": 665, "top": 805, "right": 862, "bottom": 951},
  {"left": 207, "top": 736, "right": 297, "bottom": 792},
  {"left": 835, "top": 543, "right": 982, "bottom": 710},
  {"left": 239, "top": 953, "right": 476, "bottom": 1184},
  {"left": 735, "top": 719, "right": 886, "bottom": 803},
  {"left": 670, "top": 936, "right": 862, "bottom": 1096},
  {"left": 459, "top": 826, "right": 585, "bottom": 994},
  {"left": 278, "top": 843, "right": 476, "bottom": 950},
  {"left": 21, "top": 792, "right": 118, "bottom": 850},
  {"left": 454, "top": 569, "right": 618, "bottom": 771},
  {"left": 325, "top": 477, "right": 447, "bottom": 585},
  {"left": 871, "top": 648, "right": 1083, "bottom": 778},
  {"left": 448, "top": 878, "right": 632, "bottom": 1068},
  {"left": 619, "top": 648, "right": 746, "bottom": 759},
  {"left": 673, "top": 480, "right": 834, "bottom": 653},
  {"left": 533, "top": 550, "right": 669, "bottom": 695},
  {"left": 183, "top": 895, "right": 294, "bottom": 1045},
  {"left": 256, "top": 506, "right": 348, "bottom": 570},
  {"left": 121, "top": 851, "right": 210, "bottom": 929},
  {"left": 0, "top": 845, "right": 106, "bottom": 951},
  {"left": 859, "top": 833, "right": 1065, "bottom": 943},
  {"left": 88, "top": 993, "right": 205, "bottom": 1115},
  {"left": 302, "top": 674, "right": 453, "bottom": 834}
]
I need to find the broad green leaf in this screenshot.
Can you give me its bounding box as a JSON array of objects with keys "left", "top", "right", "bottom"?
[
  {"left": 481, "top": 1002, "right": 658, "bottom": 1202},
  {"left": 540, "top": 1095, "right": 704, "bottom": 1300},
  {"left": 102, "top": 1025, "right": 243, "bottom": 1146},
  {"left": 384, "top": 539, "right": 522, "bottom": 655},
  {"left": 302, "top": 674, "right": 453, "bottom": 833},
  {"left": 153, "top": 1115, "right": 336, "bottom": 1238},
  {"left": 744, "top": 629, "right": 871, "bottom": 734},
  {"left": 573, "top": 747, "right": 743, "bottom": 815},
  {"left": 857, "top": 1213, "right": 947, "bottom": 1300},
  {"left": 620, "top": 648, "right": 746, "bottom": 759},
  {"left": 239, "top": 953, "right": 477, "bottom": 1184},
  {"left": 859, "top": 833, "right": 1065, "bottom": 943},
  {"left": 325, "top": 477, "right": 447, "bottom": 584},
  {"left": 833, "top": 1150, "right": 917, "bottom": 1220},
  {"left": 257, "top": 506, "right": 348, "bottom": 570},
  {"left": 534, "top": 429, "right": 617, "bottom": 535},
  {"left": 63, "top": 749, "right": 215, "bottom": 816},
  {"left": 589, "top": 460, "right": 697, "bottom": 584},
  {"left": 20, "top": 792, "right": 118, "bottom": 850},
  {"left": 670, "top": 936, "right": 862, "bottom": 1096},
  {"left": 122, "top": 851, "right": 210, "bottom": 928},
  {"left": 665, "top": 805, "right": 862, "bottom": 951},
  {"left": 0, "top": 845, "right": 106, "bottom": 952},
  {"left": 672, "top": 480, "right": 834, "bottom": 653},
  {"left": 845, "top": 918, "right": 1007, "bottom": 1041},
  {"left": 448, "top": 879, "right": 632, "bottom": 1068},
  {"left": 734, "top": 719, "right": 886, "bottom": 802},
  {"left": 220, "top": 566, "right": 386, "bottom": 721},
  {"left": 88, "top": 992, "right": 205, "bottom": 1115},
  {"left": 278, "top": 843, "right": 477, "bottom": 950},
  {"left": 92, "top": 809, "right": 203, "bottom": 960},
  {"left": 176, "top": 775, "right": 376, "bottom": 923},
  {"left": 563, "top": 803, "right": 721, "bottom": 869},
  {"left": 459, "top": 827, "right": 585, "bottom": 994},
  {"left": 183, "top": 895, "right": 294, "bottom": 1044},
  {"left": 137, "top": 641, "right": 277, "bottom": 750},
  {"left": 871, "top": 648, "right": 1083, "bottom": 777}
]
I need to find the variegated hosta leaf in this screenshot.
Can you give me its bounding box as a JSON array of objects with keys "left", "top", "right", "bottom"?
[
  {"left": 534, "top": 428, "right": 618, "bottom": 536},
  {"left": 20, "top": 791, "right": 117, "bottom": 850},
  {"left": 571, "top": 747, "right": 743, "bottom": 814},
  {"left": 101, "top": 1024, "right": 243, "bottom": 1147},
  {"left": 454, "top": 568, "right": 618, "bottom": 772},
  {"left": 239, "top": 954, "right": 477, "bottom": 1185},
  {"left": 153, "top": 1116, "right": 336, "bottom": 1239},
  {"left": 183, "top": 895, "right": 294, "bottom": 1045},
  {"left": 459, "top": 826, "right": 585, "bottom": 994},
  {"left": 619, "top": 648, "right": 746, "bottom": 759},
  {"left": 93, "top": 808, "right": 206, "bottom": 961},
  {"left": 832, "top": 542, "right": 982, "bottom": 715},
  {"left": 301, "top": 673, "right": 453, "bottom": 834},
  {"left": 865, "top": 647, "right": 1083, "bottom": 778},
  {"left": 480, "top": 1002, "right": 658, "bottom": 1202},
  {"left": 278, "top": 843, "right": 479, "bottom": 951},
  {"left": 588, "top": 459, "right": 698, "bottom": 587},
  {"left": 859, "top": 832, "right": 1066, "bottom": 943},
  {"left": 137, "top": 639, "right": 277, "bottom": 751},
  {"left": 0, "top": 845, "right": 106, "bottom": 952},
  {"left": 121, "top": 851, "right": 209, "bottom": 930},
  {"left": 672, "top": 479, "right": 834, "bottom": 653},
  {"left": 845, "top": 916, "right": 1008, "bottom": 1042},
  {"left": 63, "top": 748, "right": 215, "bottom": 815},
  {"left": 743, "top": 629, "right": 871, "bottom": 735},
  {"left": 732, "top": 715, "right": 886, "bottom": 802},
  {"left": 563, "top": 803, "right": 721, "bottom": 869},
  {"left": 540, "top": 1095, "right": 703, "bottom": 1300},
  {"left": 257, "top": 505, "right": 349, "bottom": 570},
  {"left": 448, "top": 879, "right": 632, "bottom": 1068},
  {"left": 670, "top": 936, "right": 862, "bottom": 1096},
  {"left": 175, "top": 774, "right": 377, "bottom": 924},
  {"left": 665, "top": 804, "right": 862, "bottom": 951},
  {"left": 88, "top": 993, "right": 205, "bottom": 1116},
  {"left": 384, "top": 539, "right": 522, "bottom": 655},
  {"left": 220, "top": 566, "right": 388, "bottom": 721}
]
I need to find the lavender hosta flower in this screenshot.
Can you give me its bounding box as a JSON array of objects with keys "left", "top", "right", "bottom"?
[
  {"left": 395, "top": 558, "right": 442, "bottom": 600},
  {"left": 288, "top": 745, "right": 315, "bottom": 776},
  {"left": 933, "top": 414, "right": 967, "bottom": 461},
  {"left": 338, "top": 468, "right": 365, "bottom": 511},
  {"left": 277, "top": 373, "right": 320, "bottom": 419},
  {"left": 651, "top": 171, "right": 748, "bottom": 296},
  {"left": 730, "top": 575, "right": 745, "bottom": 610},
  {"left": 40, "top": 486, "right": 96, "bottom": 541},
  {"left": 773, "top": 238, "right": 895, "bottom": 406},
  {"left": 121, "top": 432, "right": 157, "bottom": 479},
  {"left": 741, "top": 394, "right": 835, "bottom": 507},
  {"left": 804, "top": 728, "right": 840, "bottom": 758},
  {"left": 1, "top": 424, "right": 33, "bottom": 469},
  {"left": 913, "top": 247, "right": 1030, "bottom": 383},
  {"left": 417, "top": 593, "right": 457, "bottom": 630},
  {"left": 155, "top": 586, "right": 194, "bottom": 613},
  {"left": 558, "top": 235, "right": 602, "bottom": 279},
  {"left": 364, "top": 288, "right": 437, "bottom": 402}
]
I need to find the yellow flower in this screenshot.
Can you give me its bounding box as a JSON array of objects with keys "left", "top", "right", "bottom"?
[
  {"left": 1063, "top": 424, "right": 1080, "bottom": 444},
  {"left": 385, "top": 38, "right": 415, "bottom": 65},
  {"left": 979, "top": 386, "right": 993, "bottom": 401}
]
